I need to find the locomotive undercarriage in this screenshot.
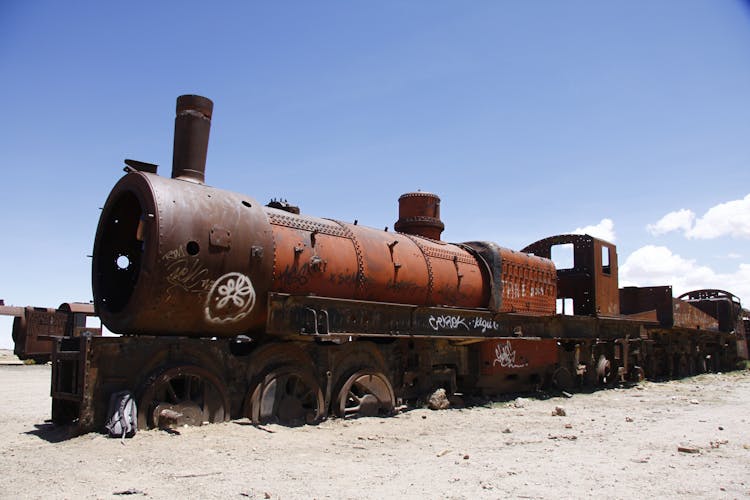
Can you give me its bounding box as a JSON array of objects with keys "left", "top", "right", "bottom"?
[{"left": 50, "top": 296, "right": 738, "bottom": 434}]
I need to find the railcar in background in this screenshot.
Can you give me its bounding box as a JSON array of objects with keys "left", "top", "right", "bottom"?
[{"left": 1, "top": 301, "right": 100, "bottom": 363}]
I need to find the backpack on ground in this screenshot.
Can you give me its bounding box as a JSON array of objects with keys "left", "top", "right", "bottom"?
[{"left": 105, "top": 390, "right": 137, "bottom": 440}]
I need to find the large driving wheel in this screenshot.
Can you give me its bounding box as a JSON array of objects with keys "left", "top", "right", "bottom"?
[
  {"left": 138, "top": 365, "right": 229, "bottom": 430},
  {"left": 551, "top": 366, "right": 575, "bottom": 391},
  {"left": 246, "top": 366, "right": 325, "bottom": 427},
  {"left": 335, "top": 370, "right": 395, "bottom": 418}
]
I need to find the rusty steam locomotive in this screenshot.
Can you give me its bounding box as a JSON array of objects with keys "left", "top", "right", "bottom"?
[{"left": 50, "top": 95, "right": 748, "bottom": 432}]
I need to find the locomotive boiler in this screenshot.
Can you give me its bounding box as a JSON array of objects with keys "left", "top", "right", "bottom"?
[
  {"left": 94, "top": 96, "right": 556, "bottom": 338},
  {"left": 49, "top": 95, "right": 747, "bottom": 433}
]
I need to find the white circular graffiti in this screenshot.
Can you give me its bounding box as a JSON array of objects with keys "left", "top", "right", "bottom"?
[{"left": 204, "top": 272, "right": 256, "bottom": 324}]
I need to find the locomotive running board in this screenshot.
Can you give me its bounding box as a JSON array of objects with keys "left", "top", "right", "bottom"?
[{"left": 266, "top": 293, "right": 643, "bottom": 341}]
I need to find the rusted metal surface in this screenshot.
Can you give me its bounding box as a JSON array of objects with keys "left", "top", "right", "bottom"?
[
  {"left": 463, "top": 242, "right": 557, "bottom": 315},
  {"left": 268, "top": 209, "right": 489, "bottom": 308},
  {"left": 266, "top": 292, "right": 642, "bottom": 342},
  {"left": 171, "top": 94, "right": 213, "bottom": 183},
  {"left": 92, "top": 165, "right": 277, "bottom": 336},
  {"left": 619, "top": 286, "right": 719, "bottom": 331},
  {"left": 497, "top": 247, "right": 556, "bottom": 315},
  {"left": 672, "top": 298, "right": 720, "bottom": 331},
  {"left": 678, "top": 289, "right": 743, "bottom": 333},
  {"left": 7, "top": 303, "right": 100, "bottom": 362},
  {"left": 479, "top": 338, "right": 558, "bottom": 375},
  {"left": 393, "top": 191, "right": 444, "bottom": 240},
  {"left": 0, "top": 305, "right": 25, "bottom": 317},
  {"left": 620, "top": 286, "right": 673, "bottom": 325},
  {"left": 678, "top": 290, "right": 747, "bottom": 360},
  {"left": 523, "top": 234, "right": 620, "bottom": 317},
  {"left": 12, "top": 307, "right": 60, "bottom": 361}
]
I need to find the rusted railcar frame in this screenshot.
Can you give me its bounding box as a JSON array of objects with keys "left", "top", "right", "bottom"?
[{"left": 266, "top": 292, "right": 649, "bottom": 342}]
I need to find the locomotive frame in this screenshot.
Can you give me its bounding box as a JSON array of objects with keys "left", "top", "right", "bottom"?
[{"left": 49, "top": 96, "right": 747, "bottom": 433}]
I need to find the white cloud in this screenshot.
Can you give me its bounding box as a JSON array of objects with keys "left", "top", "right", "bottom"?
[
  {"left": 646, "top": 209, "right": 695, "bottom": 236},
  {"left": 686, "top": 194, "right": 750, "bottom": 239},
  {"left": 620, "top": 245, "right": 750, "bottom": 303},
  {"left": 646, "top": 193, "right": 750, "bottom": 239},
  {"left": 572, "top": 218, "right": 615, "bottom": 242}
]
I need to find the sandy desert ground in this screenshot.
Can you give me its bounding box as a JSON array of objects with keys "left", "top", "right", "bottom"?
[{"left": 0, "top": 349, "right": 748, "bottom": 499}]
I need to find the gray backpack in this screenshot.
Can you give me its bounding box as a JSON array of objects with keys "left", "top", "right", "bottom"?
[{"left": 105, "top": 390, "right": 137, "bottom": 440}]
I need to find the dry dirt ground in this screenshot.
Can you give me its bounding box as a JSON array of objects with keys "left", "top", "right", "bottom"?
[{"left": 0, "top": 349, "right": 749, "bottom": 500}]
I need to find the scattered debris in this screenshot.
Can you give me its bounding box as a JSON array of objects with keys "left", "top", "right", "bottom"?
[
  {"left": 437, "top": 449, "right": 451, "bottom": 457},
  {"left": 710, "top": 440, "right": 728, "bottom": 449},
  {"left": 552, "top": 406, "right": 566, "bottom": 416},
  {"left": 690, "top": 400, "right": 700, "bottom": 405},
  {"left": 171, "top": 472, "right": 222, "bottom": 479},
  {"left": 677, "top": 446, "right": 700, "bottom": 454},
  {"left": 625, "top": 417, "right": 633, "bottom": 422},
  {"left": 512, "top": 397, "right": 529, "bottom": 408},
  {"left": 548, "top": 434, "right": 577, "bottom": 441},
  {"left": 428, "top": 388, "right": 450, "bottom": 410},
  {"left": 113, "top": 489, "right": 146, "bottom": 496},
  {"left": 253, "top": 425, "right": 276, "bottom": 434}
]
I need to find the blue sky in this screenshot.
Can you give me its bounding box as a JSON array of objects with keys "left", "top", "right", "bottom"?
[{"left": 2, "top": 1, "right": 750, "bottom": 348}]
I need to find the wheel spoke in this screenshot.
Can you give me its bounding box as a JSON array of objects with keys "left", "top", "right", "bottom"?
[
  {"left": 184, "top": 375, "right": 193, "bottom": 400},
  {"left": 343, "top": 404, "right": 361, "bottom": 415},
  {"left": 166, "top": 380, "right": 179, "bottom": 402}
]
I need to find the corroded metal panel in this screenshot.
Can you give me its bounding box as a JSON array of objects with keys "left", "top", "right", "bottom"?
[
  {"left": 92, "top": 170, "right": 276, "bottom": 336},
  {"left": 266, "top": 293, "right": 606, "bottom": 341},
  {"left": 12, "top": 307, "right": 61, "bottom": 360},
  {"left": 393, "top": 191, "right": 444, "bottom": 240},
  {"left": 620, "top": 286, "right": 674, "bottom": 326},
  {"left": 678, "top": 289, "right": 743, "bottom": 333},
  {"left": 479, "top": 339, "right": 558, "bottom": 375},
  {"left": 523, "top": 234, "right": 619, "bottom": 317},
  {"left": 10, "top": 303, "right": 100, "bottom": 362},
  {"left": 268, "top": 210, "right": 488, "bottom": 308},
  {"left": 462, "top": 241, "right": 556, "bottom": 315},
  {"left": 497, "top": 247, "right": 556, "bottom": 315},
  {"left": 672, "top": 298, "right": 719, "bottom": 331}
]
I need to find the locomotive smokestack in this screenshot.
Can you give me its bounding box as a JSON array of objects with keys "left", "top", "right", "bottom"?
[{"left": 171, "top": 94, "right": 213, "bottom": 183}]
